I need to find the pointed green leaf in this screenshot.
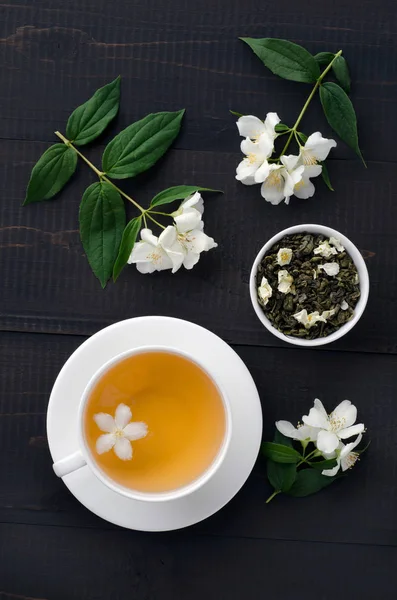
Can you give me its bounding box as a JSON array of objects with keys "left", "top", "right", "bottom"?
[
  {"left": 314, "top": 52, "right": 335, "bottom": 67},
  {"left": 320, "top": 82, "right": 365, "bottom": 165},
  {"left": 79, "top": 182, "right": 126, "bottom": 288},
  {"left": 267, "top": 460, "right": 296, "bottom": 493},
  {"left": 287, "top": 468, "right": 337, "bottom": 497},
  {"left": 321, "top": 162, "right": 334, "bottom": 191},
  {"left": 102, "top": 110, "right": 185, "bottom": 179},
  {"left": 113, "top": 217, "right": 142, "bottom": 281},
  {"left": 24, "top": 144, "right": 77, "bottom": 205},
  {"left": 332, "top": 56, "right": 351, "bottom": 94},
  {"left": 309, "top": 458, "right": 338, "bottom": 470},
  {"left": 150, "top": 185, "right": 221, "bottom": 208},
  {"left": 275, "top": 123, "right": 290, "bottom": 133},
  {"left": 230, "top": 110, "right": 244, "bottom": 118},
  {"left": 240, "top": 37, "right": 320, "bottom": 83},
  {"left": 66, "top": 77, "right": 121, "bottom": 146},
  {"left": 297, "top": 131, "right": 308, "bottom": 143},
  {"left": 273, "top": 429, "right": 293, "bottom": 447},
  {"left": 261, "top": 442, "right": 302, "bottom": 463}
]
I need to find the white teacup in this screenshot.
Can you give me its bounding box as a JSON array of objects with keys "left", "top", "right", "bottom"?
[{"left": 52, "top": 345, "right": 232, "bottom": 503}]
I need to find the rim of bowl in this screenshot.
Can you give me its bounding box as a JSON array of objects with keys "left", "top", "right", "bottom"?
[{"left": 249, "top": 224, "right": 370, "bottom": 347}]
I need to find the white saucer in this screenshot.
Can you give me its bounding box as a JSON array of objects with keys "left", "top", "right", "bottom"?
[{"left": 47, "top": 317, "right": 263, "bottom": 531}]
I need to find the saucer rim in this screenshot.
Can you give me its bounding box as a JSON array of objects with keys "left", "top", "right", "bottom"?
[{"left": 47, "top": 316, "right": 263, "bottom": 531}]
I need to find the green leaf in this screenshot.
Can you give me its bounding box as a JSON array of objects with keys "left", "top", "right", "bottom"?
[
  {"left": 275, "top": 123, "right": 290, "bottom": 133},
  {"left": 113, "top": 216, "right": 142, "bottom": 281},
  {"left": 150, "top": 185, "right": 221, "bottom": 208},
  {"left": 79, "top": 182, "right": 126, "bottom": 288},
  {"left": 66, "top": 77, "right": 121, "bottom": 146},
  {"left": 332, "top": 56, "right": 351, "bottom": 94},
  {"left": 273, "top": 429, "right": 293, "bottom": 447},
  {"left": 267, "top": 460, "right": 296, "bottom": 493},
  {"left": 240, "top": 37, "right": 320, "bottom": 83},
  {"left": 314, "top": 52, "right": 335, "bottom": 67},
  {"left": 297, "top": 131, "right": 308, "bottom": 143},
  {"left": 309, "top": 458, "right": 338, "bottom": 470},
  {"left": 261, "top": 442, "right": 302, "bottom": 463},
  {"left": 321, "top": 162, "right": 334, "bottom": 191},
  {"left": 102, "top": 110, "right": 185, "bottom": 179},
  {"left": 230, "top": 110, "right": 244, "bottom": 118},
  {"left": 287, "top": 468, "right": 337, "bottom": 497},
  {"left": 319, "top": 82, "right": 365, "bottom": 165},
  {"left": 24, "top": 144, "right": 77, "bottom": 205}
]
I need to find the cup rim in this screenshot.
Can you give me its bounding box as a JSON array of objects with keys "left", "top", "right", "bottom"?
[
  {"left": 249, "top": 223, "right": 370, "bottom": 347},
  {"left": 77, "top": 345, "right": 232, "bottom": 502}
]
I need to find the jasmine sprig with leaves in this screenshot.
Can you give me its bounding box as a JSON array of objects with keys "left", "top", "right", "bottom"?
[
  {"left": 24, "top": 77, "right": 220, "bottom": 287},
  {"left": 234, "top": 38, "right": 365, "bottom": 205},
  {"left": 263, "top": 398, "right": 367, "bottom": 503}
]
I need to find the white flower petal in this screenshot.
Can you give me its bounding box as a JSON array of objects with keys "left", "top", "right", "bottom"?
[
  {"left": 331, "top": 400, "right": 356, "bottom": 428},
  {"left": 260, "top": 180, "right": 285, "bottom": 205},
  {"left": 297, "top": 425, "right": 321, "bottom": 442},
  {"left": 329, "top": 236, "right": 345, "bottom": 252},
  {"left": 314, "top": 398, "right": 329, "bottom": 418},
  {"left": 338, "top": 424, "right": 365, "bottom": 439},
  {"left": 128, "top": 241, "right": 153, "bottom": 263},
  {"left": 237, "top": 115, "right": 266, "bottom": 139},
  {"left": 140, "top": 228, "right": 159, "bottom": 246},
  {"left": 264, "top": 112, "right": 280, "bottom": 138},
  {"left": 254, "top": 160, "right": 271, "bottom": 184},
  {"left": 313, "top": 241, "right": 338, "bottom": 258},
  {"left": 258, "top": 277, "right": 273, "bottom": 304},
  {"left": 340, "top": 434, "right": 363, "bottom": 457},
  {"left": 277, "top": 269, "right": 293, "bottom": 294},
  {"left": 302, "top": 405, "right": 329, "bottom": 429},
  {"left": 305, "top": 132, "right": 337, "bottom": 161},
  {"left": 293, "top": 177, "right": 316, "bottom": 200},
  {"left": 341, "top": 300, "right": 349, "bottom": 310},
  {"left": 184, "top": 229, "right": 217, "bottom": 254},
  {"left": 240, "top": 137, "right": 262, "bottom": 156},
  {"left": 236, "top": 158, "right": 260, "bottom": 183},
  {"left": 115, "top": 403, "right": 132, "bottom": 429},
  {"left": 114, "top": 437, "right": 133, "bottom": 461},
  {"left": 280, "top": 154, "right": 300, "bottom": 171},
  {"left": 316, "top": 430, "right": 340, "bottom": 454},
  {"left": 183, "top": 251, "right": 201, "bottom": 270},
  {"left": 123, "top": 422, "right": 148, "bottom": 441},
  {"left": 322, "top": 460, "right": 341, "bottom": 477},
  {"left": 93, "top": 413, "right": 116, "bottom": 433},
  {"left": 277, "top": 248, "right": 293, "bottom": 266},
  {"left": 275, "top": 420, "right": 298, "bottom": 439},
  {"left": 135, "top": 260, "right": 158, "bottom": 274},
  {"left": 318, "top": 262, "right": 340, "bottom": 276},
  {"left": 180, "top": 192, "right": 204, "bottom": 215},
  {"left": 174, "top": 209, "right": 202, "bottom": 233},
  {"left": 257, "top": 133, "right": 274, "bottom": 158},
  {"left": 96, "top": 433, "right": 116, "bottom": 454}
]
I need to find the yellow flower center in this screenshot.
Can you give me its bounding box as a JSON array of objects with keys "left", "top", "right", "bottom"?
[
  {"left": 329, "top": 414, "right": 346, "bottom": 432},
  {"left": 294, "top": 179, "right": 305, "bottom": 191},
  {"left": 307, "top": 314, "right": 313, "bottom": 322},
  {"left": 148, "top": 251, "right": 162, "bottom": 263},
  {"left": 114, "top": 428, "right": 124, "bottom": 438},
  {"left": 267, "top": 170, "right": 283, "bottom": 189},
  {"left": 281, "top": 252, "right": 289, "bottom": 262},
  {"left": 301, "top": 149, "right": 317, "bottom": 166},
  {"left": 247, "top": 152, "right": 257, "bottom": 165},
  {"left": 251, "top": 130, "right": 262, "bottom": 142},
  {"left": 345, "top": 452, "right": 359, "bottom": 469}
]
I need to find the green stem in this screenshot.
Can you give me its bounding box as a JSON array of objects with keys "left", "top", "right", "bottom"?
[
  {"left": 296, "top": 449, "right": 318, "bottom": 468},
  {"left": 278, "top": 50, "right": 343, "bottom": 157},
  {"left": 143, "top": 213, "right": 148, "bottom": 228},
  {"left": 266, "top": 490, "right": 281, "bottom": 504},
  {"left": 149, "top": 210, "right": 172, "bottom": 217},
  {"left": 54, "top": 131, "right": 145, "bottom": 214},
  {"left": 146, "top": 213, "right": 166, "bottom": 230}
]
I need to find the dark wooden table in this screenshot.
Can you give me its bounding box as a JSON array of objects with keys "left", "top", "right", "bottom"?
[{"left": 1, "top": 1, "right": 397, "bottom": 598}]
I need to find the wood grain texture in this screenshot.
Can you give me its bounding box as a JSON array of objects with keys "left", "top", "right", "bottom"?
[
  {"left": 1, "top": 1, "right": 397, "bottom": 598},
  {"left": 1, "top": 140, "right": 394, "bottom": 352},
  {"left": 0, "top": 0, "right": 395, "bottom": 162},
  {"left": 1, "top": 332, "right": 397, "bottom": 548}
]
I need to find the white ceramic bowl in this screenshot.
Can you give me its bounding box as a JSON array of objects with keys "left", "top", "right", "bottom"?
[{"left": 249, "top": 224, "right": 369, "bottom": 347}]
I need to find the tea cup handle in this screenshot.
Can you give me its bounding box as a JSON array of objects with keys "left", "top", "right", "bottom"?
[{"left": 53, "top": 450, "right": 87, "bottom": 477}]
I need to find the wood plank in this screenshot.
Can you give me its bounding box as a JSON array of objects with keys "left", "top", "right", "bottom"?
[
  {"left": 1, "top": 331, "right": 397, "bottom": 546},
  {"left": 0, "top": 0, "right": 395, "bottom": 162},
  {"left": 1, "top": 522, "right": 397, "bottom": 600},
  {"left": 0, "top": 139, "right": 393, "bottom": 353}
]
